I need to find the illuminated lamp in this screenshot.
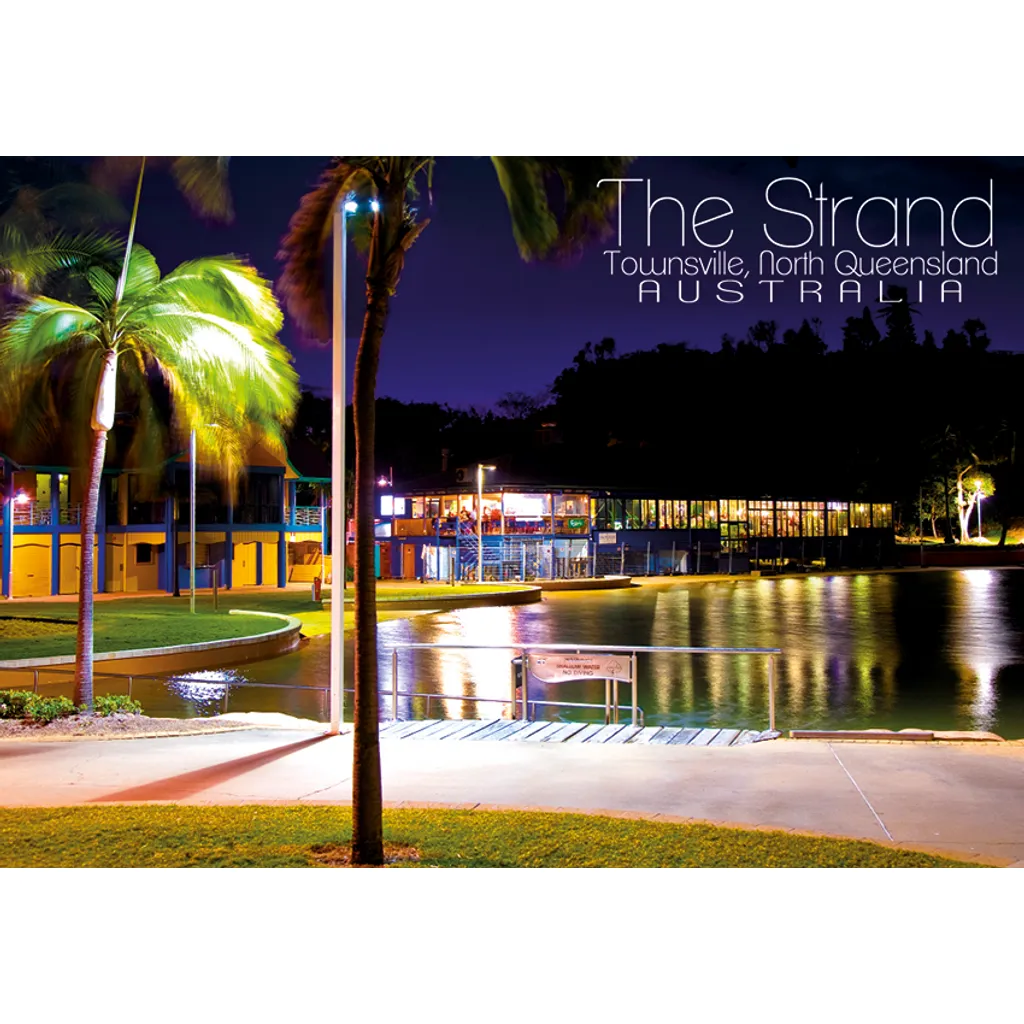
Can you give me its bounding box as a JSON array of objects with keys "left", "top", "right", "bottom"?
[{"left": 14, "top": 491, "right": 29, "bottom": 505}]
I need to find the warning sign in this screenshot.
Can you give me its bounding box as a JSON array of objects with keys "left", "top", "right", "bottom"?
[{"left": 527, "top": 653, "right": 631, "bottom": 683}]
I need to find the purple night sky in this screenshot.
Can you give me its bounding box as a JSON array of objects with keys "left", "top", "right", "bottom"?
[{"left": 136, "top": 156, "right": 1024, "bottom": 408}]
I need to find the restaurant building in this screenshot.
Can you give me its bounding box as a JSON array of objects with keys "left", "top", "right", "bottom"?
[{"left": 376, "top": 476, "right": 896, "bottom": 580}]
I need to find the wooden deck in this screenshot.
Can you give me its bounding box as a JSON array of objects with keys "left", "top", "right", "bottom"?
[{"left": 379, "top": 719, "right": 763, "bottom": 747}]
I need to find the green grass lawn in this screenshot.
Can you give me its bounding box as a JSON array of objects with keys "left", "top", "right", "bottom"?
[
  {"left": 0, "top": 582, "right": 524, "bottom": 659},
  {"left": 0, "top": 805, "right": 974, "bottom": 868},
  {"left": 0, "top": 597, "right": 283, "bottom": 660}
]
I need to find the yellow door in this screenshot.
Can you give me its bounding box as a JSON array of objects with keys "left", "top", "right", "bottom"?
[
  {"left": 263, "top": 542, "right": 279, "bottom": 587},
  {"left": 14, "top": 538, "right": 52, "bottom": 597},
  {"left": 232, "top": 542, "right": 257, "bottom": 586},
  {"left": 58, "top": 540, "right": 100, "bottom": 594}
]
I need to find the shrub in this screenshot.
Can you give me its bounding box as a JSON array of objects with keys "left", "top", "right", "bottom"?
[
  {"left": 24, "top": 695, "right": 78, "bottom": 724},
  {"left": 94, "top": 694, "right": 144, "bottom": 717},
  {"left": 0, "top": 690, "right": 34, "bottom": 720}
]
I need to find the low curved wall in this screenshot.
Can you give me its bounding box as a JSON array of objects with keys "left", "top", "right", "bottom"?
[
  {"left": 0, "top": 610, "right": 302, "bottom": 687},
  {"left": 329, "top": 585, "right": 543, "bottom": 612},
  {"left": 538, "top": 576, "right": 633, "bottom": 592}
]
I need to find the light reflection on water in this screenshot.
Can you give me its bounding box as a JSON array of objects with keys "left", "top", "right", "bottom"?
[{"left": 130, "top": 569, "right": 1024, "bottom": 737}]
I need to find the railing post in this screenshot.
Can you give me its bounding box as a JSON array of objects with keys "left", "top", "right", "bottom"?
[
  {"left": 510, "top": 655, "right": 518, "bottom": 721},
  {"left": 223, "top": 682, "right": 230, "bottom": 715},
  {"left": 619, "top": 544, "right": 625, "bottom": 575},
  {"left": 33, "top": 669, "right": 39, "bottom": 693},
  {"left": 521, "top": 661, "right": 529, "bottom": 722},
  {"left": 212, "top": 566, "right": 218, "bottom": 611},
  {"left": 613, "top": 677, "right": 619, "bottom": 724},
  {"left": 128, "top": 675, "right": 133, "bottom": 700},
  {"left": 604, "top": 678, "right": 611, "bottom": 724},
  {"left": 631, "top": 652, "right": 638, "bottom": 727},
  {"left": 768, "top": 653, "right": 776, "bottom": 733},
  {"left": 391, "top": 648, "right": 399, "bottom": 721}
]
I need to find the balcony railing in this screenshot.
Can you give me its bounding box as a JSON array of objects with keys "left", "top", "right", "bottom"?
[
  {"left": 3, "top": 501, "right": 82, "bottom": 526},
  {"left": 294, "top": 506, "right": 323, "bottom": 526}
]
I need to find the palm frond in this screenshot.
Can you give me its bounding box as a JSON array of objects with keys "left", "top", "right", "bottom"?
[
  {"left": 0, "top": 298, "right": 101, "bottom": 367},
  {"left": 490, "top": 157, "right": 635, "bottom": 261},
  {"left": 119, "top": 244, "right": 161, "bottom": 300},
  {"left": 276, "top": 159, "right": 374, "bottom": 339},
  {"left": 141, "top": 257, "right": 282, "bottom": 335},
  {"left": 0, "top": 230, "right": 124, "bottom": 291},
  {"left": 490, "top": 157, "right": 559, "bottom": 260},
  {"left": 541, "top": 157, "right": 636, "bottom": 258},
  {"left": 170, "top": 158, "right": 234, "bottom": 222}
]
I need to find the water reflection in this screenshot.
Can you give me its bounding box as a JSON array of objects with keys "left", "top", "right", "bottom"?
[
  {"left": 120, "top": 569, "right": 1024, "bottom": 737},
  {"left": 948, "top": 569, "right": 1016, "bottom": 731}
]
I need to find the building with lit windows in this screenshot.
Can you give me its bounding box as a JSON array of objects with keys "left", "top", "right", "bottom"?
[
  {"left": 376, "top": 476, "right": 896, "bottom": 580},
  {"left": 0, "top": 441, "right": 331, "bottom": 598}
]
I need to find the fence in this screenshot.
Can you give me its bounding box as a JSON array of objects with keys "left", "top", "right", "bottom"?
[{"left": 387, "top": 642, "right": 781, "bottom": 732}]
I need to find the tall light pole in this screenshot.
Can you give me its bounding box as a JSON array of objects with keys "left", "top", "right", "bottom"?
[
  {"left": 328, "top": 200, "right": 349, "bottom": 735},
  {"left": 477, "top": 464, "right": 495, "bottom": 583},
  {"left": 329, "top": 195, "right": 379, "bottom": 733}
]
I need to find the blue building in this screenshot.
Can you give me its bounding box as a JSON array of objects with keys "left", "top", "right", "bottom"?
[{"left": 1, "top": 440, "right": 331, "bottom": 598}]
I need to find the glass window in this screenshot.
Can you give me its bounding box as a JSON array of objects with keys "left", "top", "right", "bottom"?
[
  {"left": 721, "top": 522, "right": 749, "bottom": 552},
  {"left": 136, "top": 543, "right": 153, "bottom": 564},
  {"left": 623, "top": 499, "right": 642, "bottom": 530},
  {"left": 640, "top": 499, "right": 658, "bottom": 529},
  {"left": 776, "top": 500, "right": 800, "bottom": 537},
  {"left": 504, "top": 493, "right": 550, "bottom": 518},
  {"left": 749, "top": 500, "right": 775, "bottom": 537},
  {"left": 690, "top": 500, "right": 719, "bottom": 529},
  {"left": 801, "top": 501, "right": 825, "bottom": 537},
  {"left": 871, "top": 503, "right": 892, "bottom": 528},
  {"left": 851, "top": 503, "right": 871, "bottom": 529},
  {"left": 827, "top": 501, "right": 849, "bottom": 537},
  {"left": 719, "top": 499, "right": 748, "bottom": 522},
  {"left": 554, "top": 494, "right": 587, "bottom": 517},
  {"left": 657, "top": 500, "right": 674, "bottom": 529},
  {"left": 410, "top": 497, "right": 425, "bottom": 519}
]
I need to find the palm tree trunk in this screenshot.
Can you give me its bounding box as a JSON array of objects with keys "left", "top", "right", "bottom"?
[
  {"left": 75, "top": 426, "right": 108, "bottom": 709},
  {"left": 72, "top": 159, "right": 145, "bottom": 707},
  {"left": 351, "top": 191, "right": 404, "bottom": 867},
  {"left": 351, "top": 299, "right": 385, "bottom": 866}
]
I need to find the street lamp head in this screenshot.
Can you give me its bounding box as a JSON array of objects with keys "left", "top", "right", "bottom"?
[
  {"left": 377, "top": 476, "right": 390, "bottom": 487},
  {"left": 343, "top": 200, "right": 358, "bottom": 214},
  {"left": 14, "top": 490, "right": 29, "bottom": 506},
  {"left": 369, "top": 199, "right": 380, "bottom": 213}
]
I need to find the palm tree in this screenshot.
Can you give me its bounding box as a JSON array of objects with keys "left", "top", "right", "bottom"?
[
  {"left": 2, "top": 158, "right": 125, "bottom": 315},
  {"left": 0, "top": 241, "right": 299, "bottom": 708},
  {"left": 279, "top": 156, "right": 633, "bottom": 865}
]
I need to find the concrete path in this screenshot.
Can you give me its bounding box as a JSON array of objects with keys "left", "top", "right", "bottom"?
[{"left": 1, "top": 728, "right": 1022, "bottom": 864}]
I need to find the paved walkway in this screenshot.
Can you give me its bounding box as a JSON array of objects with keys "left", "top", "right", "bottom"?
[{"left": 2, "top": 727, "right": 1023, "bottom": 863}]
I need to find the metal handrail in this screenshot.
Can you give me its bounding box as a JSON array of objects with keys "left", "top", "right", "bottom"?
[{"left": 388, "top": 641, "right": 781, "bottom": 732}]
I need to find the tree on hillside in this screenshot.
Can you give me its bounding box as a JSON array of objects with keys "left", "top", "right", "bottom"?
[
  {"left": 278, "top": 156, "right": 632, "bottom": 865},
  {"left": 841, "top": 307, "right": 881, "bottom": 353},
  {"left": 877, "top": 285, "right": 919, "bottom": 349}
]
